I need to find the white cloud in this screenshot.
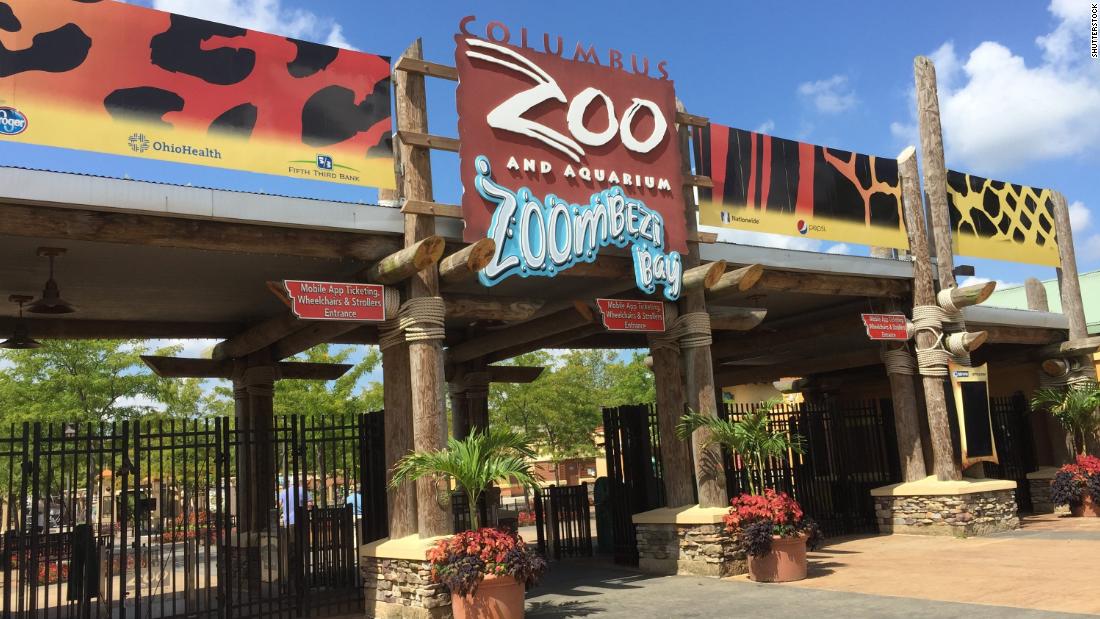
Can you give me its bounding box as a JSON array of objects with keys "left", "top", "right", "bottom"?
[
  {"left": 797, "top": 75, "right": 857, "bottom": 114},
  {"left": 893, "top": 3, "right": 1100, "bottom": 174},
  {"left": 957, "top": 276, "right": 1023, "bottom": 291},
  {"left": 149, "top": 0, "right": 356, "bottom": 49},
  {"left": 146, "top": 338, "right": 219, "bottom": 359},
  {"left": 755, "top": 120, "right": 776, "bottom": 134},
  {"left": 825, "top": 243, "right": 852, "bottom": 255},
  {"left": 1069, "top": 200, "right": 1091, "bottom": 233}
]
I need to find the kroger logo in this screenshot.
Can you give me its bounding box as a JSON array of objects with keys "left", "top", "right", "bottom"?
[
  {"left": 0, "top": 107, "right": 28, "bottom": 136},
  {"left": 316, "top": 154, "right": 333, "bottom": 170},
  {"left": 128, "top": 133, "right": 150, "bottom": 153}
]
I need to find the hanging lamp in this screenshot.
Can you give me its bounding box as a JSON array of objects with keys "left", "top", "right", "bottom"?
[
  {"left": 1, "top": 295, "right": 42, "bottom": 349},
  {"left": 28, "top": 247, "right": 76, "bottom": 314}
]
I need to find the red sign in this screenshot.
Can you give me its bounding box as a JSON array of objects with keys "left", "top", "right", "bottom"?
[
  {"left": 454, "top": 23, "right": 686, "bottom": 253},
  {"left": 283, "top": 281, "right": 386, "bottom": 322},
  {"left": 596, "top": 299, "right": 666, "bottom": 332},
  {"left": 861, "top": 313, "right": 910, "bottom": 340}
]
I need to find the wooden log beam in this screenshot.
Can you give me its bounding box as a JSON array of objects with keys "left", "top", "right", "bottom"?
[
  {"left": 0, "top": 202, "right": 401, "bottom": 261},
  {"left": 448, "top": 304, "right": 595, "bottom": 364},
  {"left": 712, "top": 313, "right": 860, "bottom": 361},
  {"left": 439, "top": 239, "right": 495, "bottom": 285},
  {"left": 715, "top": 348, "right": 881, "bottom": 388},
  {"left": 396, "top": 130, "right": 460, "bottom": 152},
  {"left": 270, "top": 322, "right": 365, "bottom": 360},
  {"left": 445, "top": 295, "right": 544, "bottom": 322},
  {"left": 401, "top": 199, "right": 462, "bottom": 219},
  {"left": 755, "top": 271, "right": 909, "bottom": 298},
  {"left": 946, "top": 281, "right": 996, "bottom": 309},
  {"left": 393, "top": 56, "right": 458, "bottom": 80},
  {"left": 708, "top": 307, "right": 767, "bottom": 331},
  {"left": 141, "top": 356, "right": 351, "bottom": 380},
  {"left": 1025, "top": 277, "right": 1050, "bottom": 311},
  {"left": 1035, "top": 335, "right": 1100, "bottom": 359},
  {"left": 981, "top": 325, "right": 1065, "bottom": 346},
  {"left": 212, "top": 314, "right": 305, "bottom": 361},
  {"left": 483, "top": 324, "right": 605, "bottom": 365},
  {"left": 705, "top": 264, "right": 764, "bottom": 298},
  {"left": 0, "top": 318, "right": 242, "bottom": 339},
  {"left": 359, "top": 235, "right": 445, "bottom": 284},
  {"left": 916, "top": 56, "right": 957, "bottom": 291},
  {"left": 683, "top": 261, "right": 726, "bottom": 292},
  {"left": 486, "top": 365, "right": 545, "bottom": 383}
]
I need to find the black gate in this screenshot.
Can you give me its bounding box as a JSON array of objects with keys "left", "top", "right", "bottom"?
[
  {"left": 532, "top": 484, "right": 592, "bottom": 561},
  {"left": 601, "top": 404, "right": 662, "bottom": 566},
  {"left": 0, "top": 411, "right": 385, "bottom": 619},
  {"left": 984, "top": 393, "right": 1035, "bottom": 513}
]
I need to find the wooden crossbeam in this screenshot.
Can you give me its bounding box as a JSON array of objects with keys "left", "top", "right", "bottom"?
[
  {"left": 755, "top": 271, "right": 910, "bottom": 298},
  {"left": 979, "top": 326, "right": 1065, "bottom": 346},
  {"left": 709, "top": 307, "right": 767, "bottom": 331},
  {"left": 675, "top": 111, "right": 709, "bottom": 127},
  {"left": 141, "top": 356, "right": 351, "bottom": 380},
  {"left": 0, "top": 203, "right": 401, "bottom": 261},
  {"left": 0, "top": 318, "right": 242, "bottom": 340},
  {"left": 715, "top": 348, "right": 880, "bottom": 388},
  {"left": 1035, "top": 335, "right": 1100, "bottom": 358},
  {"left": 484, "top": 324, "right": 606, "bottom": 365},
  {"left": 394, "top": 56, "right": 459, "bottom": 80},
  {"left": 487, "top": 365, "right": 545, "bottom": 383},
  {"left": 448, "top": 304, "right": 595, "bottom": 364},
  {"left": 685, "top": 175, "right": 714, "bottom": 188},
  {"left": 712, "top": 312, "right": 860, "bottom": 361},
  {"left": 440, "top": 239, "right": 495, "bottom": 285},
  {"left": 397, "top": 130, "right": 460, "bottom": 152},
  {"left": 445, "top": 295, "right": 544, "bottom": 322},
  {"left": 706, "top": 264, "right": 764, "bottom": 298},
  {"left": 401, "top": 200, "right": 463, "bottom": 219},
  {"left": 359, "top": 235, "right": 445, "bottom": 284}
]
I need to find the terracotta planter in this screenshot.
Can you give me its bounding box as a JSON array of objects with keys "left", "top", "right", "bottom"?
[
  {"left": 451, "top": 574, "right": 525, "bottom": 619},
  {"left": 1071, "top": 495, "right": 1100, "bottom": 518},
  {"left": 747, "top": 534, "right": 807, "bottom": 583}
]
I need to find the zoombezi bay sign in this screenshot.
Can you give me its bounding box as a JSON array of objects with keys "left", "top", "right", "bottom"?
[{"left": 455, "top": 17, "right": 687, "bottom": 300}]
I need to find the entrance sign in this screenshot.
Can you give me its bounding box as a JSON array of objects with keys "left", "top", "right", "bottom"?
[
  {"left": 694, "top": 123, "right": 908, "bottom": 250},
  {"left": 946, "top": 170, "right": 1059, "bottom": 267},
  {"left": 283, "top": 281, "right": 386, "bottom": 322},
  {"left": 948, "top": 362, "right": 998, "bottom": 468},
  {"left": 0, "top": 0, "right": 394, "bottom": 189},
  {"left": 596, "top": 299, "right": 666, "bottom": 332},
  {"left": 455, "top": 22, "right": 687, "bottom": 300},
  {"left": 861, "top": 314, "right": 910, "bottom": 340}
]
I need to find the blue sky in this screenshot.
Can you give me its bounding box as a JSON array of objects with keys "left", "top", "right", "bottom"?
[{"left": 2, "top": 0, "right": 1099, "bottom": 377}]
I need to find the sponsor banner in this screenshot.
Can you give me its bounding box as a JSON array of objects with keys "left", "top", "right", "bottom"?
[
  {"left": 596, "top": 298, "right": 666, "bottom": 332},
  {"left": 0, "top": 0, "right": 394, "bottom": 189},
  {"left": 454, "top": 18, "right": 686, "bottom": 299},
  {"left": 861, "top": 313, "right": 910, "bottom": 340},
  {"left": 283, "top": 281, "right": 386, "bottom": 321},
  {"left": 946, "top": 170, "right": 1059, "bottom": 267},
  {"left": 693, "top": 123, "right": 908, "bottom": 250},
  {"left": 948, "top": 362, "right": 998, "bottom": 468}
]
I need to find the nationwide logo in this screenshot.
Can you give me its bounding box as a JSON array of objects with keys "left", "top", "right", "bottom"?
[
  {"left": 128, "top": 133, "right": 150, "bottom": 153},
  {"left": 0, "top": 107, "right": 28, "bottom": 136}
]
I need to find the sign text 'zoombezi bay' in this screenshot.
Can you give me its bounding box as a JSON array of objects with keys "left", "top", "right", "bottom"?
[{"left": 476, "top": 157, "right": 682, "bottom": 300}]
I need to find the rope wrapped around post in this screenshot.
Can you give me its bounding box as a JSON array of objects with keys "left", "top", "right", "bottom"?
[
  {"left": 881, "top": 348, "right": 917, "bottom": 376},
  {"left": 378, "top": 295, "right": 446, "bottom": 351},
  {"left": 648, "top": 312, "right": 712, "bottom": 352},
  {"left": 1039, "top": 356, "right": 1095, "bottom": 388}
]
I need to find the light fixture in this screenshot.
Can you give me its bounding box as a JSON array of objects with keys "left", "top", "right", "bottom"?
[
  {"left": 28, "top": 247, "right": 76, "bottom": 314},
  {"left": 953, "top": 264, "right": 976, "bottom": 278},
  {"left": 1, "top": 295, "right": 42, "bottom": 349}
]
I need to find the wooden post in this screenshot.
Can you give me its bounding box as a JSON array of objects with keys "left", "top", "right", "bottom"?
[
  {"left": 1052, "top": 191, "right": 1093, "bottom": 347},
  {"left": 676, "top": 103, "right": 727, "bottom": 507},
  {"left": 395, "top": 39, "right": 451, "bottom": 538},
  {"left": 899, "top": 146, "right": 960, "bottom": 480},
  {"left": 648, "top": 305, "right": 695, "bottom": 506},
  {"left": 1025, "top": 277, "right": 1049, "bottom": 312},
  {"left": 382, "top": 337, "right": 417, "bottom": 538},
  {"left": 238, "top": 360, "right": 277, "bottom": 532},
  {"left": 465, "top": 368, "right": 491, "bottom": 433},
  {"left": 915, "top": 56, "right": 957, "bottom": 291},
  {"left": 878, "top": 299, "right": 928, "bottom": 482}
]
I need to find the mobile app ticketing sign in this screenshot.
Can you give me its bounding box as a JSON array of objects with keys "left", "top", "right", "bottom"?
[
  {"left": 454, "top": 17, "right": 686, "bottom": 300},
  {"left": 283, "top": 281, "right": 386, "bottom": 322},
  {"left": 0, "top": 0, "right": 394, "bottom": 189},
  {"left": 596, "top": 299, "right": 666, "bottom": 332}
]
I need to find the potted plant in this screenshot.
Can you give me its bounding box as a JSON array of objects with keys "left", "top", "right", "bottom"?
[
  {"left": 726, "top": 490, "right": 822, "bottom": 582},
  {"left": 390, "top": 428, "right": 545, "bottom": 618},
  {"left": 1050, "top": 455, "right": 1100, "bottom": 517},
  {"left": 1031, "top": 382, "right": 1100, "bottom": 457}
]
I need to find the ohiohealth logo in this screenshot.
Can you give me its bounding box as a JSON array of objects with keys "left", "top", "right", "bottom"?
[
  {"left": 796, "top": 219, "right": 809, "bottom": 235},
  {"left": 0, "top": 107, "right": 28, "bottom": 136},
  {"left": 128, "top": 133, "right": 150, "bottom": 153}
]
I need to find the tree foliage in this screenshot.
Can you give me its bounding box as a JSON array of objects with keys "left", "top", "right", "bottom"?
[{"left": 1031, "top": 382, "right": 1100, "bottom": 456}]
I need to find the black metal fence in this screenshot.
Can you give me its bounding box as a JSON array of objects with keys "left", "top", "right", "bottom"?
[
  {"left": 601, "top": 404, "right": 663, "bottom": 566},
  {"left": 0, "top": 412, "right": 385, "bottom": 619},
  {"left": 532, "top": 484, "right": 592, "bottom": 561},
  {"left": 984, "top": 393, "right": 1035, "bottom": 512}
]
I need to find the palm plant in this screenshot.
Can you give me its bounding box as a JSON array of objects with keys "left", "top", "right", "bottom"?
[
  {"left": 390, "top": 427, "right": 538, "bottom": 530},
  {"left": 676, "top": 398, "right": 804, "bottom": 495},
  {"left": 1031, "top": 381, "right": 1100, "bottom": 456}
]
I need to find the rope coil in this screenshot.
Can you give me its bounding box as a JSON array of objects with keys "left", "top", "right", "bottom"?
[
  {"left": 378, "top": 296, "right": 446, "bottom": 350},
  {"left": 647, "top": 312, "right": 712, "bottom": 352},
  {"left": 881, "top": 348, "right": 917, "bottom": 376}
]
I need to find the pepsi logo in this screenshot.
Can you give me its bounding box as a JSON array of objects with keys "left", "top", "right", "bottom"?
[{"left": 796, "top": 219, "right": 808, "bottom": 235}]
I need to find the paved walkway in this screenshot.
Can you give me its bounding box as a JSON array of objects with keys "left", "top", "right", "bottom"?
[{"left": 527, "top": 514, "right": 1100, "bottom": 618}]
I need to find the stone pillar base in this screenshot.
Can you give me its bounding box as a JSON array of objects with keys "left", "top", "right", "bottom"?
[
  {"left": 871, "top": 476, "right": 1020, "bottom": 536},
  {"left": 1026, "top": 467, "right": 1059, "bottom": 514},
  {"left": 361, "top": 535, "right": 452, "bottom": 619},
  {"left": 632, "top": 506, "right": 744, "bottom": 578}
]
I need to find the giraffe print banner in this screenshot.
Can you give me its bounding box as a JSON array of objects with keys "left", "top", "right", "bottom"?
[{"left": 946, "top": 170, "right": 1060, "bottom": 267}]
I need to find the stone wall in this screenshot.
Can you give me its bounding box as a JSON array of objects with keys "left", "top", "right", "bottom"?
[
  {"left": 636, "top": 523, "right": 744, "bottom": 577},
  {"left": 361, "top": 556, "right": 451, "bottom": 619},
  {"left": 1030, "top": 477, "right": 1054, "bottom": 514},
  {"left": 874, "top": 489, "right": 1019, "bottom": 536}
]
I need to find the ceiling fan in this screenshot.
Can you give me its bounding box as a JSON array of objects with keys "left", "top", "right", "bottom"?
[{"left": 28, "top": 247, "right": 76, "bottom": 315}]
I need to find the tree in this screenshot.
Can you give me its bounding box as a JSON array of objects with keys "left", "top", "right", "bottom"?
[
  {"left": 390, "top": 427, "right": 537, "bottom": 530},
  {"left": 604, "top": 351, "right": 655, "bottom": 407},
  {"left": 1031, "top": 382, "right": 1100, "bottom": 456},
  {"left": 0, "top": 339, "right": 202, "bottom": 424}
]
